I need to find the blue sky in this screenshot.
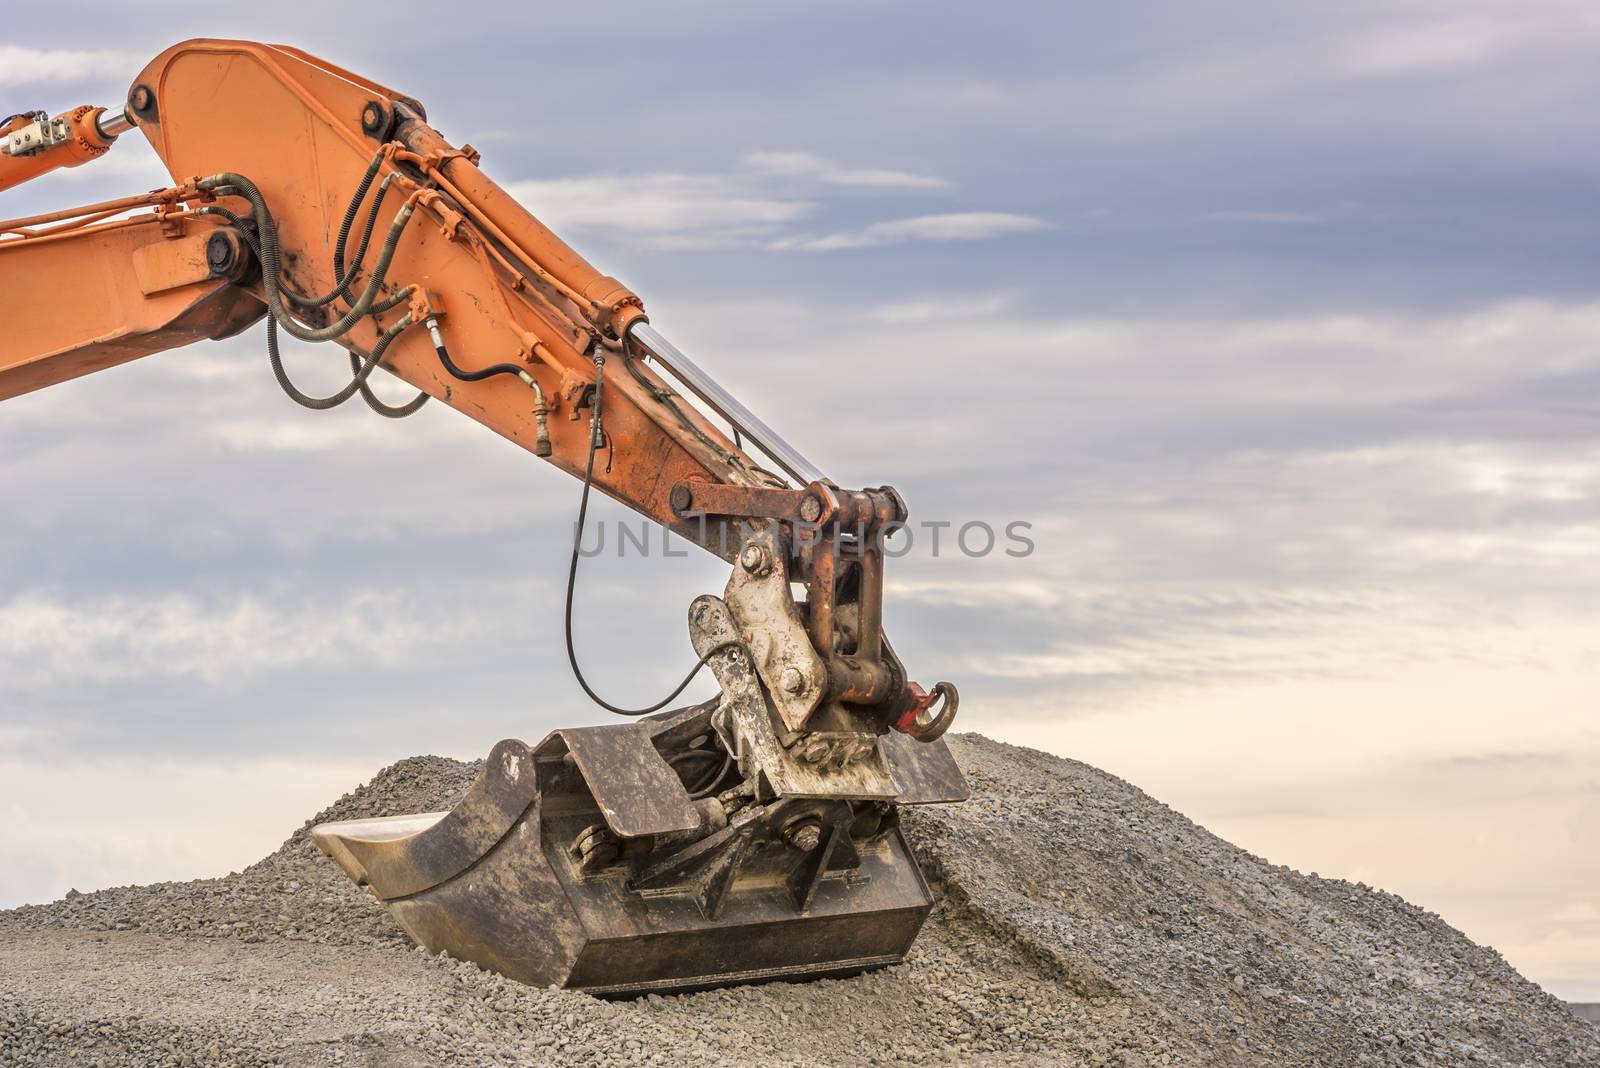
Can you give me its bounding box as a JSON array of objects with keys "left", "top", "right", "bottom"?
[{"left": 2, "top": 2, "right": 1597, "bottom": 1000}]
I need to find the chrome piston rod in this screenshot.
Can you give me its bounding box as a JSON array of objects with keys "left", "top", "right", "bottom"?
[
  {"left": 627, "top": 321, "right": 827, "bottom": 486},
  {"left": 1, "top": 105, "right": 131, "bottom": 155},
  {"left": 96, "top": 106, "right": 134, "bottom": 139}
]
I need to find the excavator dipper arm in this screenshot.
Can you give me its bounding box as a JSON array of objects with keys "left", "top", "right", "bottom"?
[{"left": 1, "top": 39, "right": 965, "bottom": 995}]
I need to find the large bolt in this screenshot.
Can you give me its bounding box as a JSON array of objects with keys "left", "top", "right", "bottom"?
[
  {"left": 361, "top": 101, "right": 389, "bottom": 137},
  {"left": 205, "top": 232, "right": 236, "bottom": 276},
  {"left": 798, "top": 494, "right": 823, "bottom": 523},
  {"left": 739, "top": 542, "right": 771, "bottom": 576},
  {"left": 670, "top": 484, "right": 694, "bottom": 515},
  {"left": 784, "top": 820, "right": 822, "bottom": 852},
  {"left": 779, "top": 666, "right": 807, "bottom": 695},
  {"left": 130, "top": 85, "right": 153, "bottom": 113}
]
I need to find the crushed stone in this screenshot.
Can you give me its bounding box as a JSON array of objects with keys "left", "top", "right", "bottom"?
[{"left": 2, "top": 734, "right": 1595, "bottom": 1067}]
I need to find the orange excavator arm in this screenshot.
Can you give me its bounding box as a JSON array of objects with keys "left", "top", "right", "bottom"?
[
  {"left": 0, "top": 38, "right": 955, "bottom": 738},
  {"left": 1, "top": 38, "right": 969, "bottom": 996},
  {"left": 2, "top": 41, "right": 770, "bottom": 547}
]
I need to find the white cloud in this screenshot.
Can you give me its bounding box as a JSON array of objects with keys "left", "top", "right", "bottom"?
[
  {"left": 0, "top": 46, "right": 142, "bottom": 87},
  {"left": 770, "top": 211, "right": 1051, "bottom": 251},
  {"left": 1340, "top": 18, "right": 1530, "bottom": 80},
  {"left": 0, "top": 589, "right": 486, "bottom": 690},
  {"left": 210, "top": 413, "right": 423, "bottom": 454},
  {"left": 505, "top": 153, "right": 1027, "bottom": 249},
  {"left": 871, "top": 292, "right": 1016, "bottom": 325},
  {"left": 507, "top": 173, "right": 812, "bottom": 247},
  {"left": 741, "top": 150, "right": 948, "bottom": 189},
  {"left": 966, "top": 593, "right": 1598, "bottom": 688}
]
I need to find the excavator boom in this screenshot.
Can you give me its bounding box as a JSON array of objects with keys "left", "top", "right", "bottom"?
[{"left": 0, "top": 39, "right": 964, "bottom": 994}]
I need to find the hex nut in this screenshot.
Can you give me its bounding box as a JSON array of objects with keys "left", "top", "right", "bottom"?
[{"left": 784, "top": 820, "right": 822, "bottom": 852}]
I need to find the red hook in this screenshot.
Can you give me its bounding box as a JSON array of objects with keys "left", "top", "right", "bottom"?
[{"left": 893, "top": 681, "right": 959, "bottom": 742}]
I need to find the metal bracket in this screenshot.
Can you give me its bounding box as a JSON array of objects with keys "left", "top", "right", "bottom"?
[
  {"left": 720, "top": 527, "right": 826, "bottom": 731},
  {"left": 688, "top": 594, "right": 897, "bottom": 801},
  {"left": 0, "top": 113, "right": 69, "bottom": 157}
]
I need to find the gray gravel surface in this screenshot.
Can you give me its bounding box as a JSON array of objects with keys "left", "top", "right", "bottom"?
[{"left": 2, "top": 734, "right": 1595, "bottom": 1067}]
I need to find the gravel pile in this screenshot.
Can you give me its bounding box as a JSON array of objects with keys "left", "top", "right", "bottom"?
[
  {"left": 2, "top": 755, "right": 483, "bottom": 952},
  {"left": 2, "top": 734, "right": 1596, "bottom": 1067}
]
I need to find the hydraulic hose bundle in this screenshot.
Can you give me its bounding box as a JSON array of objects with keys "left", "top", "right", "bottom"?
[{"left": 195, "top": 151, "right": 426, "bottom": 416}]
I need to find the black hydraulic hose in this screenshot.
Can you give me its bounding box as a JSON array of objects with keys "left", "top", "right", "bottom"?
[
  {"left": 667, "top": 749, "right": 723, "bottom": 765},
  {"left": 196, "top": 203, "right": 316, "bottom": 304},
  {"left": 196, "top": 204, "right": 427, "bottom": 416},
  {"left": 282, "top": 151, "right": 389, "bottom": 311},
  {"left": 330, "top": 171, "right": 427, "bottom": 415},
  {"left": 670, "top": 749, "right": 735, "bottom": 798},
  {"left": 267, "top": 312, "right": 414, "bottom": 411},
  {"left": 563, "top": 331, "right": 742, "bottom": 717},
  {"left": 304, "top": 161, "right": 409, "bottom": 316},
  {"left": 331, "top": 172, "right": 396, "bottom": 307},
  {"left": 423, "top": 321, "right": 550, "bottom": 453},
  {"left": 347, "top": 349, "right": 431, "bottom": 418},
  {"left": 430, "top": 332, "right": 534, "bottom": 383},
  {"left": 689, "top": 754, "right": 735, "bottom": 798},
  {"left": 197, "top": 172, "right": 413, "bottom": 344}
]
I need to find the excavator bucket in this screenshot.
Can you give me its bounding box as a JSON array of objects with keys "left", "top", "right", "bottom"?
[{"left": 313, "top": 708, "right": 967, "bottom": 995}]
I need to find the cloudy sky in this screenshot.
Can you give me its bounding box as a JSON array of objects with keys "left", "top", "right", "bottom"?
[{"left": 2, "top": 1, "right": 1597, "bottom": 1001}]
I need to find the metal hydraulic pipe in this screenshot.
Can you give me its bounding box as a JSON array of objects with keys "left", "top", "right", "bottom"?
[{"left": 627, "top": 321, "right": 827, "bottom": 487}]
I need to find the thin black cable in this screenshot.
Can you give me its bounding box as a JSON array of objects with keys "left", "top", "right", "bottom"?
[{"left": 563, "top": 331, "right": 742, "bottom": 717}]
